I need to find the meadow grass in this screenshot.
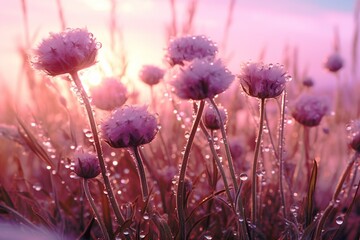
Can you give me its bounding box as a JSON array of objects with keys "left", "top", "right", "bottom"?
[{"left": 0, "top": 0, "right": 359, "bottom": 239}]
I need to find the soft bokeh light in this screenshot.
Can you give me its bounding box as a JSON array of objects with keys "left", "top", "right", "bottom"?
[{"left": 0, "top": 0, "right": 358, "bottom": 104}]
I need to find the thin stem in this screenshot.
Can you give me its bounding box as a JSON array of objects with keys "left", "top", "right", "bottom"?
[
  {"left": 82, "top": 179, "right": 110, "bottom": 240},
  {"left": 279, "top": 92, "right": 287, "bottom": 219},
  {"left": 176, "top": 100, "right": 205, "bottom": 240},
  {"left": 209, "top": 98, "right": 238, "bottom": 192},
  {"left": 251, "top": 98, "right": 266, "bottom": 228},
  {"left": 314, "top": 152, "right": 359, "bottom": 239},
  {"left": 70, "top": 72, "right": 124, "bottom": 226},
  {"left": 303, "top": 126, "right": 311, "bottom": 183},
  {"left": 200, "top": 122, "right": 234, "bottom": 209},
  {"left": 132, "top": 146, "right": 149, "bottom": 201}
]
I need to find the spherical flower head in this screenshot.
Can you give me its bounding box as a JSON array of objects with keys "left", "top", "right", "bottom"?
[
  {"left": 238, "top": 62, "right": 288, "bottom": 99},
  {"left": 33, "top": 28, "right": 100, "bottom": 76},
  {"left": 167, "top": 35, "right": 217, "bottom": 66},
  {"left": 139, "top": 65, "right": 165, "bottom": 86},
  {"left": 202, "top": 105, "right": 227, "bottom": 130},
  {"left": 101, "top": 106, "right": 158, "bottom": 148},
  {"left": 302, "top": 77, "right": 315, "bottom": 87},
  {"left": 324, "top": 52, "right": 344, "bottom": 72},
  {"left": 171, "top": 58, "right": 234, "bottom": 100},
  {"left": 291, "top": 94, "right": 329, "bottom": 127},
  {"left": 73, "top": 152, "right": 101, "bottom": 179},
  {"left": 90, "top": 77, "right": 128, "bottom": 111},
  {"left": 347, "top": 120, "right": 360, "bottom": 152}
]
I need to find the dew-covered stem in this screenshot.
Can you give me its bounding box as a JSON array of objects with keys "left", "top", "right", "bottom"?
[
  {"left": 279, "top": 92, "right": 287, "bottom": 219},
  {"left": 70, "top": 71, "right": 125, "bottom": 226},
  {"left": 132, "top": 146, "right": 149, "bottom": 201},
  {"left": 199, "top": 122, "right": 234, "bottom": 209},
  {"left": 314, "top": 152, "right": 359, "bottom": 239},
  {"left": 82, "top": 179, "right": 110, "bottom": 240},
  {"left": 209, "top": 98, "right": 238, "bottom": 192},
  {"left": 176, "top": 100, "right": 205, "bottom": 240},
  {"left": 251, "top": 98, "right": 266, "bottom": 228}
]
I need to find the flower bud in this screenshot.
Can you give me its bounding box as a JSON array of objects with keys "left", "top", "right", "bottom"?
[{"left": 73, "top": 152, "right": 101, "bottom": 179}]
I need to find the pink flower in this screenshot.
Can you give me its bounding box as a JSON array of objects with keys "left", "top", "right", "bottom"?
[
  {"left": 90, "top": 77, "right": 128, "bottom": 111},
  {"left": 73, "top": 152, "right": 101, "bottom": 179},
  {"left": 139, "top": 65, "right": 165, "bottom": 86},
  {"left": 202, "top": 105, "right": 227, "bottom": 130},
  {"left": 291, "top": 94, "right": 329, "bottom": 127},
  {"left": 171, "top": 58, "right": 234, "bottom": 100},
  {"left": 167, "top": 35, "right": 217, "bottom": 66},
  {"left": 238, "top": 62, "right": 288, "bottom": 99},
  {"left": 101, "top": 106, "right": 158, "bottom": 148},
  {"left": 33, "top": 28, "right": 99, "bottom": 76},
  {"left": 347, "top": 120, "right": 360, "bottom": 152},
  {"left": 324, "top": 52, "right": 344, "bottom": 72}
]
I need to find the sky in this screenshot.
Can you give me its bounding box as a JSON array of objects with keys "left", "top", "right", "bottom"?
[{"left": 0, "top": 0, "right": 358, "bottom": 102}]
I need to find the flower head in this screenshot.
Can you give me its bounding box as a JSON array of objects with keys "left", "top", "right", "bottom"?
[
  {"left": 202, "top": 105, "right": 227, "bottom": 130},
  {"left": 33, "top": 28, "right": 99, "bottom": 76},
  {"left": 73, "top": 152, "right": 101, "bottom": 179},
  {"left": 139, "top": 65, "right": 165, "bottom": 86},
  {"left": 238, "top": 62, "right": 288, "bottom": 99},
  {"left": 291, "top": 94, "right": 329, "bottom": 127},
  {"left": 347, "top": 120, "right": 360, "bottom": 152},
  {"left": 302, "top": 77, "right": 314, "bottom": 87},
  {"left": 102, "top": 106, "right": 158, "bottom": 148},
  {"left": 167, "top": 35, "right": 217, "bottom": 66},
  {"left": 171, "top": 58, "right": 234, "bottom": 100},
  {"left": 90, "top": 77, "right": 128, "bottom": 111},
  {"left": 324, "top": 52, "right": 344, "bottom": 73}
]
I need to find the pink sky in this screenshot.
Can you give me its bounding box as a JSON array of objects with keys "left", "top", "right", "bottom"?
[{"left": 0, "top": 0, "right": 357, "bottom": 102}]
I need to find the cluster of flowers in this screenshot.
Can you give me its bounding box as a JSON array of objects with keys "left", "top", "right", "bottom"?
[{"left": 31, "top": 27, "right": 359, "bottom": 239}]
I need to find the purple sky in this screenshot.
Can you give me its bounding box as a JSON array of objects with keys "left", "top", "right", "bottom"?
[{"left": 0, "top": 0, "right": 358, "bottom": 100}]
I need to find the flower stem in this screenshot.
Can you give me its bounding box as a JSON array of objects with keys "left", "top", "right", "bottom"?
[
  {"left": 82, "top": 179, "right": 110, "bottom": 240},
  {"left": 70, "top": 72, "right": 124, "bottom": 226},
  {"left": 199, "top": 122, "right": 234, "bottom": 209},
  {"left": 132, "top": 146, "right": 149, "bottom": 201},
  {"left": 278, "top": 92, "right": 287, "bottom": 219},
  {"left": 176, "top": 100, "right": 205, "bottom": 240},
  {"left": 209, "top": 98, "right": 238, "bottom": 192},
  {"left": 314, "top": 152, "right": 359, "bottom": 239},
  {"left": 251, "top": 98, "right": 266, "bottom": 228}
]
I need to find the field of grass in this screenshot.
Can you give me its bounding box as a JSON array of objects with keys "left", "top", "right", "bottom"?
[{"left": 0, "top": 0, "right": 359, "bottom": 239}]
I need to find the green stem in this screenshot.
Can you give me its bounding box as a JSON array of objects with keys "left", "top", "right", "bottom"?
[
  {"left": 209, "top": 98, "right": 238, "bottom": 192},
  {"left": 251, "top": 98, "right": 266, "bottom": 228},
  {"left": 82, "top": 179, "right": 110, "bottom": 240},
  {"left": 314, "top": 152, "right": 359, "bottom": 239},
  {"left": 132, "top": 146, "right": 149, "bottom": 201},
  {"left": 70, "top": 72, "right": 124, "bottom": 226},
  {"left": 176, "top": 100, "right": 205, "bottom": 240}
]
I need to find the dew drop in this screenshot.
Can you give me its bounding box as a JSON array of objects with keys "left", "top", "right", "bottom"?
[
  {"left": 32, "top": 183, "right": 42, "bottom": 191},
  {"left": 239, "top": 173, "right": 248, "bottom": 181},
  {"left": 335, "top": 215, "right": 344, "bottom": 225},
  {"left": 204, "top": 235, "right": 212, "bottom": 240}
]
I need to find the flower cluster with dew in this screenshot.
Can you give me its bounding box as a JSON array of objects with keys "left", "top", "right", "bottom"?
[
  {"left": 202, "top": 104, "right": 227, "bottom": 130},
  {"left": 166, "top": 35, "right": 217, "bottom": 66},
  {"left": 33, "top": 28, "right": 100, "bottom": 76},
  {"left": 73, "top": 152, "right": 101, "bottom": 179},
  {"left": 171, "top": 58, "right": 234, "bottom": 100},
  {"left": 238, "top": 62, "right": 288, "bottom": 99},
  {"left": 291, "top": 94, "right": 329, "bottom": 127},
  {"left": 101, "top": 105, "right": 158, "bottom": 148}
]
